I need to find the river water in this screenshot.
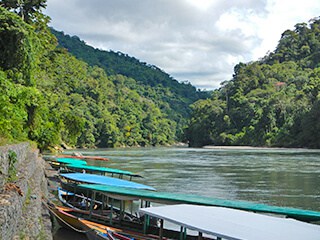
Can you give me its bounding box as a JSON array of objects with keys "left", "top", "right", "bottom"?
[{"left": 54, "top": 146, "right": 320, "bottom": 239}]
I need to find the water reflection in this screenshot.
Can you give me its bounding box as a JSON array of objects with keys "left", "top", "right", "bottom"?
[{"left": 53, "top": 227, "right": 87, "bottom": 240}]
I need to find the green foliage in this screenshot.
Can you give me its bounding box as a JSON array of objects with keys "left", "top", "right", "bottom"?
[
  {"left": 0, "top": 6, "right": 40, "bottom": 86},
  {"left": 187, "top": 17, "right": 320, "bottom": 148},
  {"left": 0, "top": 5, "right": 200, "bottom": 149},
  {"left": 51, "top": 29, "right": 209, "bottom": 133},
  {"left": 0, "top": 0, "right": 47, "bottom": 23},
  {"left": 7, "top": 150, "right": 18, "bottom": 182}
]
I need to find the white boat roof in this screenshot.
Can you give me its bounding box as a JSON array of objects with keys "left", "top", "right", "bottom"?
[{"left": 140, "top": 204, "right": 320, "bottom": 240}]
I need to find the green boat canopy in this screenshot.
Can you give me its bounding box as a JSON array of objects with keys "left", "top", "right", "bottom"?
[
  {"left": 66, "top": 164, "right": 142, "bottom": 178},
  {"left": 55, "top": 157, "right": 87, "bottom": 165},
  {"left": 79, "top": 184, "right": 320, "bottom": 222}
]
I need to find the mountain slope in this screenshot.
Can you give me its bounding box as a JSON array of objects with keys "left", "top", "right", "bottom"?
[{"left": 51, "top": 29, "right": 209, "bottom": 119}]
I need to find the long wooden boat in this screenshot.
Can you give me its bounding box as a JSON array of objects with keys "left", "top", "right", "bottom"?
[
  {"left": 59, "top": 173, "right": 155, "bottom": 193},
  {"left": 46, "top": 156, "right": 142, "bottom": 179},
  {"left": 64, "top": 164, "right": 143, "bottom": 179},
  {"left": 57, "top": 187, "right": 140, "bottom": 223},
  {"left": 57, "top": 154, "right": 109, "bottom": 161},
  {"left": 47, "top": 157, "right": 87, "bottom": 170},
  {"left": 78, "top": 184, "right": 320, "bottom": 223},
  {"left": 47, "top": 202, "right": 88, "bottom": 232},
  {"left": 80, "top": 219, "right": 161, "bottom": 240},
  {"left": 141, "top": 204, "right": 320, "bottom": 240},
  {"left": 47, "top": 203, "right": 164, "bottom": 240}
]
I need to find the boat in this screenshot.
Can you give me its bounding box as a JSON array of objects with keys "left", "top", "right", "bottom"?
[
  {"left": 47, "top": 202, "right": 87, "bottom": 232},
  {"left": 57, "top": 187, "right": 142, "bottom": 223},
  {"left": 57, "top": 174, "right": 155, "bottom": 222},
  {"left": 141, "top": 204, "right": 320, "bottom": 240},
  {"left": 64, "top": 164, "right": 142, "bottom": 179},
  {"left": 78, "top": 183, "right": 320, "bottom": 223},
  {"left": 80, "top": 219, "right": 161, "bottom": 240},
  {"left": 57, "top": 154, "right": 109, "bottom": 161},
  {"left": 47, "top": 202, "right": 162, "bottom": 240},
  {"left": 47, "top": 155, "right": 141, "bottom": 179},
  {"left": 47, "top": 157, "right": 87, "bottom": 170},
  {"left": 59, "top": 173, "right": 155, "bottom": 192}
]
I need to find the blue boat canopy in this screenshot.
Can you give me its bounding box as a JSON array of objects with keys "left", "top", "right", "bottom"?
[{"left": 60, "top": 173, "right": 155, "bottom": 191}]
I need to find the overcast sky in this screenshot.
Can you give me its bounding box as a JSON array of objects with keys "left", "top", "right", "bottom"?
[{"left": 44, "top": 0, "right": 320, "bottom": 90}]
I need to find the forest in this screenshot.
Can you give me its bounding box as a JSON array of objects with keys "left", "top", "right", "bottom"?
[
  {"left": 187, "top": 18, "right": 320, "bottom": 148},
  {"left": 0, "top": 2, "right": 206, "bottom": 150},
  {"left": 1, "top": 0, "right": 320, "bottom": 150}
]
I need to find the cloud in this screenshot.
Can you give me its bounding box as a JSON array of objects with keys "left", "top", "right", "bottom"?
[{"left": 44, "top": 0, "right": 320, "bottom": 90}]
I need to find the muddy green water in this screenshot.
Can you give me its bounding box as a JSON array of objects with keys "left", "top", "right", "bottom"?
[{"left": 54, "top": 147, "right": 320, "bottom": 239}]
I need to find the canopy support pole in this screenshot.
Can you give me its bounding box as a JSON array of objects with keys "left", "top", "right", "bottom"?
[
  {"left": 109, "top": 198, "right": 114, "bottom": 225},
  {"left": 143, "top": 214, "right": 150, "bottom": 234},
  {"left": 89, "top": 191, "right": 96, "bottom": 219},
  {"left": 101, "top": 194, "right": 105, "bottom": 216},
  {"left": 179, "top": 226, "right": 184, "bottom": 240},
  {"left": 86, "top": 189, "right": 89, "bottom": 211},
  {"left": 159, "top": 219, "right": 164, "bottom": 240}
]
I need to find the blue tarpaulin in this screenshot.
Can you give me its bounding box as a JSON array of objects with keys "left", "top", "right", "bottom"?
[{"left": 60, "top": 173, "right": 155, "bottom": 191}]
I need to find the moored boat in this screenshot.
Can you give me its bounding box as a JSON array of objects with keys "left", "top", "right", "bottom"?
[
  {"left": 47, "top": 157, "right": 87, "bottom": 170},
  {"left": 141, "top": 204, "right": 320, "bottom": 240},
  {"left": 78, "top": 183, "right": 320, "bottom": 223},
  {"left": 57, "top": 187, "right": 140, "bottom": 224},
  {"left": 59, "top": 173, "right": 155, "bottom": 194},
  {"left": 47, "top": 202, "right": 87, "bottom": 232},
  {"left": 47, "top": 202, "right": 162, "bottom": 240},
  {"left": 57, "top": 154, "right": 109, "bottom": 161},
  {"left": 64, "top": 164, "right": 143, "bottom": 179}
]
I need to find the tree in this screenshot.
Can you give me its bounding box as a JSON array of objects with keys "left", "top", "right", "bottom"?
[{"left": 0, "top": 0, "right": 47, "bottom": 23}]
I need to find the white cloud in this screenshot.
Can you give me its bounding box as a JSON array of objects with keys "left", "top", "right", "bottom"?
[{"left": 44, "top": 0, "right": 320, "bottom": 90}]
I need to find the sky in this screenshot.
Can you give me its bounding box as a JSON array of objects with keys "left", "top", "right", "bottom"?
[{"left": 44, "top": 0, "right": 320, "bottom": 90}]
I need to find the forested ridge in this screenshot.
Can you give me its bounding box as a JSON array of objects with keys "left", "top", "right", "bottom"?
[
  {"left": 51, "top": 29, "right": 210, "bottom": 137},
  {"left": 0, "top": 2, "right": 206, "bottom": 150},
  {"left": 187, "top": 17, "right": 320, "bottom": 148}
]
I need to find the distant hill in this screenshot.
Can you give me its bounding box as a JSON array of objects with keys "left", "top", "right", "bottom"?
[{"left": 51, "top": 29, "right": 209, "bottom": 118}]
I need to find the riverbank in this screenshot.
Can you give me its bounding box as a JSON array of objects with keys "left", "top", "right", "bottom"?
[
  {"left": 0, "top": 143, "right": 52, "bottom": 240},
  {"left": 203, "top": 145, "right": 284, "bottom": 150}
]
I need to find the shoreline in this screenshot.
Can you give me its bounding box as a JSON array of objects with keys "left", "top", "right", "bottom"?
[{"left": 202, "top": 145, "right": 311, "bottom": 150}]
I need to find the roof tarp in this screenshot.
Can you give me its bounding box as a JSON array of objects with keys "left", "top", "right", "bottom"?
[
  {"left": 60, "top": 173, "right": 155, "bottom": 191},
  {"left": 140, "top": 204, "right": 320, "bottom": 240},
  {"left": 78, "top": 184, "right": 320, "bottom": 222},
  {"left": 66, "top": 164, "right": 141, "bottom": 177}
]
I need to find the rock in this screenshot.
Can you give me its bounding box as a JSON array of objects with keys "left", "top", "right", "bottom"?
[{"left": 0, "top": 143, "right": 53, "bottom": 240}]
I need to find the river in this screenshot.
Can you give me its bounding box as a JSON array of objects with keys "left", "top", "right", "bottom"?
[{"left": 53, "top": 146, "right": 320, "bottom": 239}]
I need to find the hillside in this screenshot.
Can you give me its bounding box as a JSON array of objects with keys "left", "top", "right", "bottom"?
[
  {"left": 0, "top": 5, "right": 205, "bottom": 149},
  {"left": 51, "top": 29, "right": 209, "bottom": 117},
  {"left": 186, "top": 17, "right": 320, "bottom": 148}
]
